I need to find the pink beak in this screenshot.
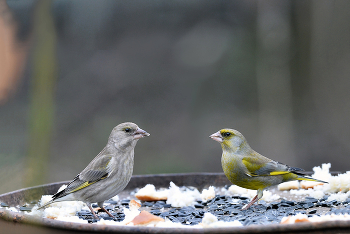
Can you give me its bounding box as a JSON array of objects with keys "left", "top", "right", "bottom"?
[
  {"left": 209, "top": 131, "right": 223, "bottom": 143},
  {"left": 133, "top": 128, "right": 150, "bottom": 139}
]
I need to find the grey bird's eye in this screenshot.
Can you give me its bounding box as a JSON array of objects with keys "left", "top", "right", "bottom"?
[
  {"left": 124, "top": 128, "right": 131, "bottom": 133},
  {"left": 222, "top": 132, "right": 231, "bottom": 137}
]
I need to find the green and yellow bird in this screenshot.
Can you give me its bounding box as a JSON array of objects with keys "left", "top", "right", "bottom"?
[{"left": 210, "top": 128, "right": 327, "bottom": 210}]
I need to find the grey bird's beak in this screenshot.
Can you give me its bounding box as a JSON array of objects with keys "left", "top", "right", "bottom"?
[
  {"left": 209, "top": 131, "right": 223, "bottom": 143},
  {"left": 133, "top": 128, "right": 150, "bottom": 139}
]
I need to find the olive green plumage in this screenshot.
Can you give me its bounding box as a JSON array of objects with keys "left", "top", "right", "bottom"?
[
  {"left": 210, "top": 128, "right": 327, "bottom": 210},
  {"left": 38, "top": 122, "right": 149, "bottom": 219}
]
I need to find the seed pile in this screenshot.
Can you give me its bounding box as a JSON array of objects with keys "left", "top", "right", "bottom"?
[
  {"left": 5, "top": 163, "right": 350, "bottom": 227},
  {"left": 73, "top": 194, "right": 350, "bottom": 226}
]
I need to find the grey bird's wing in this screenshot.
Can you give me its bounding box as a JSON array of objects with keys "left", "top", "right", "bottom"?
[{"left": 52, "top": 155, "right": 114, "bottom": 200}]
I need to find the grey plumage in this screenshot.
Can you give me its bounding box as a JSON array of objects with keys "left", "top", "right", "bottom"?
[{"left": 38, "top": 122, "right": 149, "bottom": 219}]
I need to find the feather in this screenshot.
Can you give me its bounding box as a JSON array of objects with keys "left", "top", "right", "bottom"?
[{"left": 51, "top": 156, "right": 113, "bottom": 201}]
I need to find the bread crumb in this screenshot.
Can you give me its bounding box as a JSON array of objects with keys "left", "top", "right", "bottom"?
[
  {"left": 300, "top": 181, "right": 324, "bottom": 190},
  {"left": 129, "top": 199, "right": 141, "bottom": 209},
  {"left": 200, "top": 212, "right": 242, "bottom": 227},
  {"left": 200, "top": 186, "right": 215, "bottom": 202},
  {"left": 281, "top": 213, "right": 350, "bottom": 224},
  {"left": 166, "top": 182, "right": 201, "bottom": 207},
  {"left": 135, "top": 184, "right": 168, "bottom": 201},
  {"left": 131, "top": 211, "right": 164, "bottom": 226},
  {"left": 226, "top": 185, "right": 280, "bottom": 202},
  {"left": 281, "top": 214, "right": 310, "bottom": 224},
  {"left": 278, "top": 181, "right": 299, "bottom": 191}
]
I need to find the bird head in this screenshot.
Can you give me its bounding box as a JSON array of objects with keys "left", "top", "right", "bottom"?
[
  {"left": 109, "top": 122, "right": 150, "bottom": 151},
  {"left": 209, "top": 128, "right": 248, "bottom": 152}
]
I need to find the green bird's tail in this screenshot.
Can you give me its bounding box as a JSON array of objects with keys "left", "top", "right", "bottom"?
[
  {"left": 289, "top": 169, "right": 328, "bottom": 183},
  {"left": 295, "top": 174, "right": 328, "bottom": 183},
  {"left": 296, "top": 176, "right": 328, "bottom": 183}
]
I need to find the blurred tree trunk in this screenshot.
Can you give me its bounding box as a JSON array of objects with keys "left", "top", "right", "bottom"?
[
  {"left": 25, "top": 0, "right": 57, "bottom": 187},
  {"left": 256, "top": 0, "right": 295, "bottom": 165},
  {"left": 0, "top": 0, "right": 28, "bottom": 104},
  {"left": 309, "top": 0, "right": 350, "bottom": 168}
]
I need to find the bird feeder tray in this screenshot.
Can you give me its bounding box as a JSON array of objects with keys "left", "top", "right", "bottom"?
[{"left": 0, "top": 173, "right": 349, "bottom": 233}]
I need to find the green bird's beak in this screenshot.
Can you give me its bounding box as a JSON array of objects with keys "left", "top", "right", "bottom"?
[{"left": 209, "top": 131, "right": 223, "bottom": 143}]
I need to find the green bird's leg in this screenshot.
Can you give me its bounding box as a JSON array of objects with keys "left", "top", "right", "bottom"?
[{"left": 241, "top": 189, "right": 264, "bottom": 210}]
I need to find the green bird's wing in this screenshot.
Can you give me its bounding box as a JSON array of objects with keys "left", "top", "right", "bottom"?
[
  {"left": 242, "top": 153, "right": 296, "bottom": 177},
  {"left": 243, "top": 156, "right": 323, "bottom": 183},
  {"left": 52, "top": 155, "right": 113, "bottom": 200}
]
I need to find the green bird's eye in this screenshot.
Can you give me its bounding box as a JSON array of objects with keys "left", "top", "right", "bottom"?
[
  {"left": 222, "top": 132, "right": 231, "bottom": 137},
  {"left": 124, "top": 128, "right": 131, "bottom": 133}
]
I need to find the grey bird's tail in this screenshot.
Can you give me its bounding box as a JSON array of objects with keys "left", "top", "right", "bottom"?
[{"left": 37, "top": 199, "right": 55, "bottom": 210}]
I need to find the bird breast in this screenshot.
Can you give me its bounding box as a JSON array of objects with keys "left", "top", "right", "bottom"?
[{"left": 221, "top": 152, "right": 276, "bottom": 190}]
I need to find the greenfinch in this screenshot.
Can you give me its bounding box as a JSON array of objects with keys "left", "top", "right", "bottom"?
[
  {"left": 38, "top": 122, "right": 150, "bottom": 219},
  {"left": 210, "top": 128, "right": 327, "bottom": 210}
]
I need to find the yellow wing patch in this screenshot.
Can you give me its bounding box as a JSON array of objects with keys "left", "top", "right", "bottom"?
[
  {"left": 69, "top": 176, "right": 108, "bottom": 193},
  {"left": 242, "top": 158, "right": 263, "bottom": 176},
  {"left": 269, "top": 171, "right": 290, "bottom": 176},
  {"left": 70, "top": 181, "right": 94, "bottom": 193},
  {"left": 296, "top": 177, "right": 320, "bottom": 182},
  {"left": 242, "top": 158, "right": 291, "bottom": 177}
]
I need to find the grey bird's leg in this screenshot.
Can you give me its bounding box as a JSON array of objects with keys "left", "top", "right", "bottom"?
[
  {"left": 86, "top": 202, "right": 99, "bottom": 219},
  {"left": 98, "top": 201, "right": 116, "bottom": 218}
]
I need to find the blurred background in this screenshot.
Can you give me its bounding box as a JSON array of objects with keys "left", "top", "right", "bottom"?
[{"left": 1, "top": 0, "right": 350, "bottom": 194}]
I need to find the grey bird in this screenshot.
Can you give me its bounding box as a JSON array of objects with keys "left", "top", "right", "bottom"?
[{"left": 38, "top": 122, "right": 150, "bottom": 219}]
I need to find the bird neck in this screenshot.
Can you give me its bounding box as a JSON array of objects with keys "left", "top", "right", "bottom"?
[
  {"left": 221, "top": 140, "right": 251, "bottom": 155},
  {"left": 108, "top": 138, "right": 138, "bottom": 152},
  {"left": 105, "top": 141, "right": 136, "bottom": 156}
]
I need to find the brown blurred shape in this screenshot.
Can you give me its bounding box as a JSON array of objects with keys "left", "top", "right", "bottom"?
[{"left": 0, "top": 0, "right": 29, "bottom": 105}]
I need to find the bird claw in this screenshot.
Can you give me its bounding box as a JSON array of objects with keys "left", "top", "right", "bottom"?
[{"left": 92, "top": 214, "right": 100, "bottom": 220}]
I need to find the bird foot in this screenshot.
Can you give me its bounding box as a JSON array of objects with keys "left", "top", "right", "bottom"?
[
  {"left": 100, "top": 206, "right": 116, "bottom": 219},
  {"left": 241, "top": 204, "right": 249, "bottom": 210},
  {"left": 241, "top": 194, "right": 258, "bottom": 210},
  {"left": 241, "top": 203, "right": 258, "bottom": 210},
  {"left": 87, "top": 205, "right": 100, "bottom": 220}
]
